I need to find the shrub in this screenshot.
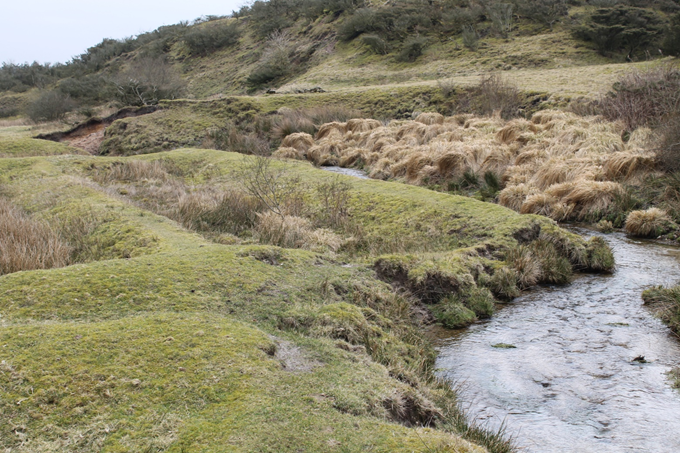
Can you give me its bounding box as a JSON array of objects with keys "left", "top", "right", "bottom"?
[
  {"left": 361, "top": 34, "right": 390, "bottom": 55},
  {"left": 397, "top": 36, "right": 427, "bottom": 62},
  {"left": 573, "top": 6, "right": 665, "bottom": 57},
  {"left": 657, "top": 115, "right": 680, "bottom": 173},
  {"left": 112, "top": 56, "right": 185, "bottom": 106},
  {"left": 314, "top": 178, "right": 351, "bottom": 229},
  {"left": 338, "top": 8, "right": 391, "bottom": 41},
  {"left": 58, "top": 75, "right": 115, "bottom": 103},
  {"left": 246, "top": 31, "right": 293, "bottom": 88},
  {"left": 486, "top": 2, "right": 514, "bottom": 38},
  {"left": 599, "top": 65, "right": 680, "bottom": 130},
  {"left": 467, "top": 73, "right": 523, "bottom": 119},
  {"left": 0, "top": 198, "right": 71, "bottom": 275},
  {"left": 462, "top": 25, "right": 480, "bottom": 50},
  {"left": 183, "top": 21, "right": 240, "bottom": 56},
  {"left": 663, "top": 13, "right": 680, "bottom": 56},
  {"left": 517, "top": 0, "right": 569, "bottom": 29},
  {"left": 27, "top": 90, "right": 76, "bottom": 122},
  {"left": 441, "top": 6, "right": 483, "bottom": 34}
]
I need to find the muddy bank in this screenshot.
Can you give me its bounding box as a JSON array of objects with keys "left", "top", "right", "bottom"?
[{"left": 35, "top": 106, "right": 159, "bottom": 154}]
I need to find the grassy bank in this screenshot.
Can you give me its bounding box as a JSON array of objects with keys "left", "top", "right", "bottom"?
[
  {"left": 642, "top": 284, "right": 680, "bottom": 389},
  {"left": 0, "top": 146, "right": 614, "bottom": 452}
]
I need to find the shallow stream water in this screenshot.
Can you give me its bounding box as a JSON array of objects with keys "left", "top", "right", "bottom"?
[
  {"left": 321, "top": 166, "right": 369, "bottom": 179},
  {"left": 436, "top": 230, "right": 680, "bottom": 453}
]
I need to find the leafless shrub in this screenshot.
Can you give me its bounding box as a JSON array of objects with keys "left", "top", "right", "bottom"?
[
  {"left": 0, "top": 198, "right": 71, "bottom": 275},
  {"left": 315, "top": 178, "right": 351, "bottom": 229},
  {"left": 112, "top": 56, "right": 185, "bottom": 106},
  {"left": 657, "top": 115, "right": 680, "bottom": 173},
  {"left": 599, "top": 65, "right": 680, "bottom": 131},
  {"left": 486, "top": 2, "right": 513, "bottom": 38},
  {"left": 240, "top": 155, "right": 308, "bottom": 217}
]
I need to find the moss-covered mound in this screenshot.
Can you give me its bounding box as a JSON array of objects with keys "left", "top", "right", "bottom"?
[{"left": 0, "top": 149, "right": 613, "bottom": 452}]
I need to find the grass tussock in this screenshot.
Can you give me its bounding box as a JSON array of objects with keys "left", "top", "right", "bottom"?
[
  {"left": 0, "top": 197, "right": 71, "bottom": 275},
  {"left": 624, "top": 208, "right": 677, "bottom": 238},
  {"left": 642, "top": 284, "right": 680, "bottom": 335},
  {"left": 276, "top": 109, "right": 656, "bottom": 223}
]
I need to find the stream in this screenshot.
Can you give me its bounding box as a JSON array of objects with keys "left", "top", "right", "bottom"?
[{"left": 436, "top": 230, "right": 680, "bottom": 452}]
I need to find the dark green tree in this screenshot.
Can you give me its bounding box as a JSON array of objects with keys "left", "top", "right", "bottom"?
[
  {"left": 574, "top": 6, "right": 665, "bottom": 57},
  {"left": 663, "top": 12, "right": 680, "bottom": 56}
]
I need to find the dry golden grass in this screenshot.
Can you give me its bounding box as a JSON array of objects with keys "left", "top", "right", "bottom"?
[
  {"left": 624, "top": 208, "right": 673, "bottom": 238},
  {"left": 273, "top": 109, "right": 660, "bottom": 222},
  {"left": 280, "top": 132, "right": 315, "bottom": 154},
  {"left": 0, "top": 197, "right": 71, "bottom": 275},
  {"left": 94, "top": 160, "right": 172, "bottom": 184},
  {"left": 255, "top": 211, "right": 342, "bottom": 252}
]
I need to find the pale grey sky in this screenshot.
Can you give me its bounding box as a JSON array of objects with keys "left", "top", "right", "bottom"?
[{"left": 1, "top": 0, "right": 246, "bottom": 64}]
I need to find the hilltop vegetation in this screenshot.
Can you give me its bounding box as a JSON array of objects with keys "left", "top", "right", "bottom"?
[{"left": 2, "top": 0, "right": 680, "bottom": 120}]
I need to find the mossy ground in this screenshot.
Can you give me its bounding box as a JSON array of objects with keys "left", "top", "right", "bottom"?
[
  {"left": 0, "top": 136, "right": 83, "bottom": 158},
  {"left": 0, "top": 144, "right": 611, "bottom": 452}
]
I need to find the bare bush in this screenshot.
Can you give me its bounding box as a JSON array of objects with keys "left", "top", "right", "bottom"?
[
  {"left": 599, "top": 65, "right": 680, "bottom": 130},
  {"left": 486, "top": 2, "right": 513, "bottom": 38},
  {"left": 113, "top": 56, "right": 185, "bottom": 106},
  {"left": 240, "top": 155, "right": 307, "bottom": 217},
  {"left": 0, "top": 198, "right": 71, "bottom": 275},
  {"left": 27, "top": 90, "right": 76, "bottom": 123},
  {"left": 462, "top": 73, "right": 523, "bottom": 119},
  {"left": 315, "top": 178, "right": 351, "bottom": 229},
  {"left": 657, "top": 115, "right": 680, "bottom": 172}
]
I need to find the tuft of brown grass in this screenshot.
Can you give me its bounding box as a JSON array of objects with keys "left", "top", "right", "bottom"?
[
  {"left": 280, "top": 132, "right": 315, "bottom": 154},
  {"left": 255, "top": 211, "right": 342, "bottom": 252},
  {"left": 346, "top": 118, "right": 382, "bottom": 133},
  {"left": 272, "top": 147, "right": 304, "bottom": 159},
  {"left": 520, "top": 193, "right": 556, "bottom": 217},
  {"left": 415, "top": 112, "right": 444, "bottom": 126},
  {"left": 603, "top": 152, "right": 656, "bottom": 181},
  {"left": 624, "top": 208, "right": 674, "bottom": 237},
  {"left": 506, "top": 245, "right": 540, "bottom": 289},
  {"left": 94, "top": 160, "right": 171, "bottom": 184},
  {"left": 0, "top": 198, "right": 71, "bottom": 275},
  {"left": 315, "top": 122, "right": 347, "bottom": 140}
]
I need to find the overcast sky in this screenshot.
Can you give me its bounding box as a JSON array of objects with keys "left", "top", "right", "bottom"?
[{"left": 1, "top": 0, "right": 247, "bottom": 65}]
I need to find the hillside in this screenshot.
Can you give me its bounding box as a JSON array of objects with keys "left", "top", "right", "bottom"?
[{"left": 2, "top": 1, "right": 680, "bottom": 452}]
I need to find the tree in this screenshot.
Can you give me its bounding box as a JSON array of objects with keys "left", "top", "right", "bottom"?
[
  {"left": 574, "top": 6, "right": 665, "bottom": 58},
  {"left": 517, "top": 0, "right": 569, "bottom": 30},
  {"left": 663, "top": 12, "right": 680, "bottom": 56}
]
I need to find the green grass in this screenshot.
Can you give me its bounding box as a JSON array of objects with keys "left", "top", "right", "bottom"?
[
  {"left": 0, "top": 149, "right": 551, "bottom": 452},
  {"left": 0, "top": 136, "right": 83, "bottom": 158},
  {"left": 0, "top": 148, "right": 614, "bottom": 451}
]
